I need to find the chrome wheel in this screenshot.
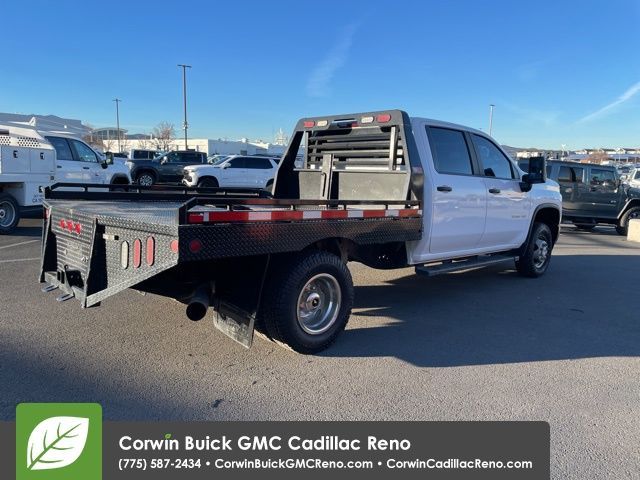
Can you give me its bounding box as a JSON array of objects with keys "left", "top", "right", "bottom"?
[
  {"left": 533, "top": 235, "right": 550, "bottom": 269},
  {"left": 0, "top": 200, "right": 16, "bottom": 228},
  {"left": 138, "top": 174, "right": 154, "bottom": 186},
  {"left": 296, "top": 273, "right": 341, "bottom": 335}
]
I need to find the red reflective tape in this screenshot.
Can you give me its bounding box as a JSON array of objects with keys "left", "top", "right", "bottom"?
[
  {"left": 146, "top": 237, "right": 155, "bottom": 266},
  {"left": 321, "top": 210, "right": 349, "bottom": 219},
  {"left": 208, "top": 211, "right": 250, "bottom": 222},
  {"left": 398, "top": 209, "right": 420, "bottom": 217},
  {"left": 362, "top": 210, "right": 386, "bottom": 218},
  {"left": 133, "top": 239, "right": 142, "bottom": 268},
  {"left": 65, "top": 220, "right": 73, "bottom": 231},
  {"left": 188, "top": 212, "right": 205, "bottom": 224},
  {"left": 74, "top": 222, "right": 82, "bottom": 234},
  {"left": 270, "top": 210, "right": 304, "bottom": 221},
  {"left": 59, "top": 219, "right": 65, "bottom": 229}
]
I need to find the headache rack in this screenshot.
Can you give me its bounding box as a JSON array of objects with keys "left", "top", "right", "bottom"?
[{"left": 274, "top": 110, "right": 423, "bottom": 204}]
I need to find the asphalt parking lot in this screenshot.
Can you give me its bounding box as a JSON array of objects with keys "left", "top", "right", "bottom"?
[{"left": 1, "top": 219, "right": 639, "bottom": 479}]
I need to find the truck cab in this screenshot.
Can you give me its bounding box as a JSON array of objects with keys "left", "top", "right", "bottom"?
[
  {"left": 45, "top": 135, "right": 130, "bottom": 186},
  {"left": 406, "top": 119, "right": 560, "bottom": 264}
]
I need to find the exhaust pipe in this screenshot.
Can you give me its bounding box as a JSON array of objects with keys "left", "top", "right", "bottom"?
[{"left": 186, "top": 284, "right": 212, "bottom": 321}]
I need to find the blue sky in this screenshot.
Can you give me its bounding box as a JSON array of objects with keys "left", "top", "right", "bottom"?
[{"left": 2, "top": 0, "right": 639, "bottom": 149}]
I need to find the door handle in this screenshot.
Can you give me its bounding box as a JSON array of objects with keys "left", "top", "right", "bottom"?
[
  {"left": 488, "top": 188, "right": 501, "bottom": 194},
  {"left": 82, "top": 166, "right": 90, "bottom": 170},
  {"left": 56, "top": 165, "right": 62, "bottom": 169},
  {"left": 436, "top": 185, "right": 452, "bottom": 192},
  {"left": 589, "top": 187, "right": 597, "bottom": 192}
]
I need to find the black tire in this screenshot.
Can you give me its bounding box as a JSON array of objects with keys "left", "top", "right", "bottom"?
[
  {"left": 136, "top": 171, "right": 156, "bottom": 186},
  {"left": 198, "top": 177, "right": 219, "bottom": 188},
  {"left": 575, "top": 224, "right": 596, "bottom": 231},
  {"left": 0, "top": 193, "right": 20, "bottom": 235},
  {"left": 616, "top": 206, "right": 640, "bottom": 236},
  {"left": 516, "top": 222, "right": 553, "bottom": 278},
  {"left": 260, "top": 251, "right": 354, "bottom": 354}
]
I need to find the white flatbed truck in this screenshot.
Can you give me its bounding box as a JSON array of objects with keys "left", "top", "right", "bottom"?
[{"left": 39, "top": 110, "right": 562, "bottom": 353}]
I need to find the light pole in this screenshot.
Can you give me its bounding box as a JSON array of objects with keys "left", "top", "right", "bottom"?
[
  {"left": 489, "top": 104, "right": 495, "bottom": 137},
  {"left": 113, "top": 98, "right": 122, "bottom": 153},
  {"left": 178, "top": 64, "right": 192, "bottom": 150}
]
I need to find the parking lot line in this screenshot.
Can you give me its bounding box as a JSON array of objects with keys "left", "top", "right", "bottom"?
[
  {"left": 0, "top": 240, "right": 39, "bottom": 250},
  {"left": 0, "top": 257, "right": 40, "bottom": 263}
]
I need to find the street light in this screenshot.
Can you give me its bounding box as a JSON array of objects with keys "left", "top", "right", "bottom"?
[
  {"left": 178, "top": 64, "right": 192, "bottom": 150},
  {"left": 113, "top": 98, "right": 122, "bottom": 153},
  {"left": 489, "top": 104, "right": 495, "bottom": 137}
]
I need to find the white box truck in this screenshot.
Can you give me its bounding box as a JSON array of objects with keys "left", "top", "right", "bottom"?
[{"left": 0, "top": 125, "right": 130, "bottom": 234}]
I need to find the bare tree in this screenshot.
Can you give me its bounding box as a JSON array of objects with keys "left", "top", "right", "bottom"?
[
  {"left": 119, "top": 137, "right": 131, "bottom": 153},
  {"left": 151, "top": 122, "right": 176, "bottom": 151},
  {"left": 102, "top": 138, "right": 116, "bottom": 153},
  {"left": 82, "top": 124, "right": 104, "bottom": 150},
  {"left": 136, "top": 137, "right": 151, "bottom": 150}
]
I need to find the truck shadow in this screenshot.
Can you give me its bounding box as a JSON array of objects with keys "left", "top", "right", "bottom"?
[{"left": 327, "top": 253, "right": 640, "bottom": 367}]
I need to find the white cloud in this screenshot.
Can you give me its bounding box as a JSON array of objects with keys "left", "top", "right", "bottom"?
[
  {"left": 306, "top": 24, "right": 358, "bottom": 98},
  {"left": 578, "top": 81, "right": 640, "bottom": 123}
]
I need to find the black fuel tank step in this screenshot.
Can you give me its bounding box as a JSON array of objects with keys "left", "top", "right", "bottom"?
[{"left": 415, "top": 254, "right": 517, "bottom": 277}]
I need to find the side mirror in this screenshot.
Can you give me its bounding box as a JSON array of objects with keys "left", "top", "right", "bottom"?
[
  {"left": 520, "top": 156, "right": 546, "bottom": 192},
  {"left": 103, "top": 153, "right": 114, "bottom": 166},
  {"left": 160, "top": 156, "right": 168, "bottom": 164}
]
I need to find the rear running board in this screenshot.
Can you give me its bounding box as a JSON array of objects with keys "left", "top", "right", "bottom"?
[{"left": 415, "top": 254, "right": 517, "bottom": 277}]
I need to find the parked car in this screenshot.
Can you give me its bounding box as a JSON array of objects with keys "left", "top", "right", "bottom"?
[
  {"left": 182, "top": 155, "right": 279, "bottom": 189},
  {"left": 627, "top": 168, "right": 640, "bottom": 189},
  {"left": 126, "top": 150, "right": 207, "bottom": 185},
  {"left": 41, "top": 110, "right": 561, "bottom": 353},
  {"left": 520, "top": 159, "right": 640, "bottom": 235}
]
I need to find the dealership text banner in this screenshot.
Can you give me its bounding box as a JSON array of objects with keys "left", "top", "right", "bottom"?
[{"left": 1, "top": 420, "right": 550, "bottom": 479}]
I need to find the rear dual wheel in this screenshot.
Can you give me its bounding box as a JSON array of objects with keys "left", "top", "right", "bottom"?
[{"left": 260, "top": 251, "right": 353, "bottom": 354}]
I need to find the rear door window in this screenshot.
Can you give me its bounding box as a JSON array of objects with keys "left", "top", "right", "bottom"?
[
  {"left": 245, "top": 158, "right": 273, "bottom": 169},
  {"left": 46, "top": 136, "right": 74, "bottom": 161},
  {"left": 427, "top": 127, "right": 473, "bottom": 175}
]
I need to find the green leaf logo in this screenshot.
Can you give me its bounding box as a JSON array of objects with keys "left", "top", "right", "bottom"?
[{"left": 26, "top": 416, "right": 89, "bottom": 471}]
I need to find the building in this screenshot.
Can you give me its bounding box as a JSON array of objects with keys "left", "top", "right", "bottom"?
[
  {"left": 101, "top": 136, "right": 286, "bottom": 157},
  {"left": 0, "top": 112, "right": 90, "bottom": 138}
]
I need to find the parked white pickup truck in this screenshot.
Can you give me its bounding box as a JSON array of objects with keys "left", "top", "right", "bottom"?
[
  {"left": 0, "top": 125, "right": 130, "bottom": 234},
  {"left": 40, "top": 110, "right": 562, "bottom": 353}
]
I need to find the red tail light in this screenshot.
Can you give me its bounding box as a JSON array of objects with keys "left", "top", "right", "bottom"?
[
  {"left": 303, "top": 121, "right": 315, "bottom": 128},
  {"left": 170, "top": 239, "right": 179, "bottom": 253},
  {"left": 146, "top": 237, "right": 155, "bottom": 266},
  {"left": 133, "top": 239, "right": 142, "bottom": 268},
  {"left": 376, "top": 114, "right": 391, "bottom": 123}
]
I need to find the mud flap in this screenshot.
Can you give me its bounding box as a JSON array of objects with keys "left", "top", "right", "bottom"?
[{"left": 213, "top": 300, "right": 255, "bottom": 349}]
